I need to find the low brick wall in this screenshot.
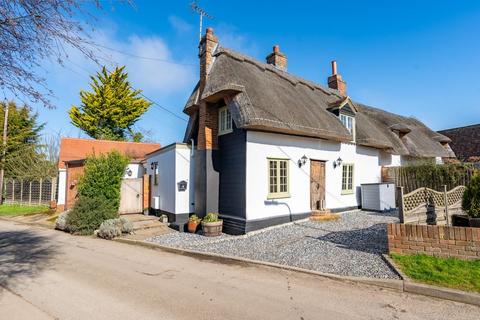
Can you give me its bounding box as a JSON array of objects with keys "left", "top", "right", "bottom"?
[{"left": 387, "top": 223, "right": 480, "bottom": 260}]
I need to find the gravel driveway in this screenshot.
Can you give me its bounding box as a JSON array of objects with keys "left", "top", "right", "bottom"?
[{"left": 148, "top": 210, "right": 400, "bottom": 279}]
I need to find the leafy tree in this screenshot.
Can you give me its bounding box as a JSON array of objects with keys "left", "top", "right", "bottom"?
[
  {"left": 0, "top": 101, "right": 54, "bottom": 179},
  {"left": 0, "top": 1, "right": 107, "bottom": 108},
  {"left": 463, "top": 173, "right": 480, "bottom": 218},
  {"left": 69, "top": 66, "right": 151, "bottom": 141}
]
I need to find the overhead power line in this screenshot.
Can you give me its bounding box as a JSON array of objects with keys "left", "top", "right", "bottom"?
[{"left": 92, "top": 43, "right": 196, "bottom": 67}]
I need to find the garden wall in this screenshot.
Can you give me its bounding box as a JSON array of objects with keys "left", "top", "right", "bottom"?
[{"left": 387, "top": 223, "right": 480, "bottom": 260}]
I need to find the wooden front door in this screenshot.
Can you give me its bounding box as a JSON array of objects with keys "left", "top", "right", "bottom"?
[{"left": 310, "top": 160, "right": 326, "bottom": 211}]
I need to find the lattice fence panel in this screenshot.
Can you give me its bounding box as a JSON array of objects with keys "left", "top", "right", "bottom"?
[{"left": 3, "top": 178, "right": 57, "bottom": 206}]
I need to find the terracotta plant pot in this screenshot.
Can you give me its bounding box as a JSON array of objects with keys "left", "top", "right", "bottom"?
[
  {"left": 188, "top": 221, "right": 199, "bottom": 233},
  {"left": 202, "top": 220, "right": 223, "bottom": 237}
]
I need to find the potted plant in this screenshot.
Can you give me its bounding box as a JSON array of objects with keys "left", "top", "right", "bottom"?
[
  {"left": 201, "top": 213, "right": 223, "bottom": 237},
  {"left": 462, "top": 173, "right": 480, "bottom": 227},
  {"left": 188, "top": 214, "right": 201, "bottom": 233}
]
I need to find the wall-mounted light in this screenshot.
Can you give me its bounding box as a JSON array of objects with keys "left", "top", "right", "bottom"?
[
  {"left": 298, "top": 155, "right": 308, "bottom": 168},
  {"left": 333, "top": 157, "right": 343, "bottom": 169},
  {"left": 126, "top": 168, "right": 133, "bottom": 177}
]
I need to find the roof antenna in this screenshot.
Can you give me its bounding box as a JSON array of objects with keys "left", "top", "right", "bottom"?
[{"left": 190, "top": 1, "right": 214, "bottom": 41}]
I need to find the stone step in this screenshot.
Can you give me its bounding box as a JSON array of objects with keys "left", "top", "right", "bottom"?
[
  {"left": 131, "top": 220, "right": 167, "bottom": 231},
  {"left": 121, "top": 214, "right": 159, "bottom": 223}
]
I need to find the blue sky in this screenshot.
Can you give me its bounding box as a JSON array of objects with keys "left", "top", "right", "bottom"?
[{"left": 24, "top": 1, "right": 480, "bottom": 144}]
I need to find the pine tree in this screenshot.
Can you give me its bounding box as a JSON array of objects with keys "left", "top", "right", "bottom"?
[
  {"left": 0, "top": 101, "right": 53, "bottom": 179},
  {"left": 69, "top": 66, "right": 152, "bottom": 141}
]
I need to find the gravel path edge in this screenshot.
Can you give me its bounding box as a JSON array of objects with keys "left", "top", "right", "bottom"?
[{"left": 114, "top": 237, "right": 404, "bottom": 292}]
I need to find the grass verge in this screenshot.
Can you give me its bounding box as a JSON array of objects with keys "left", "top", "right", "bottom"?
[
  {"left": 391, "top": 253, "right": 480, "bottom": 293},
  {"left": 0, "top": 204, "right": 51, "bottom": 216}
]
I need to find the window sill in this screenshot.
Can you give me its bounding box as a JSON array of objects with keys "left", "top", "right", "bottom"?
[
  {"left": 341, "top": 190, "right": 354, "bottom": 195},
  {"left": 218, "top": 129, "right": 233, "bottom": 136},
  {"left": 267, "top": 193, "right": 291, "bottom": 200}
]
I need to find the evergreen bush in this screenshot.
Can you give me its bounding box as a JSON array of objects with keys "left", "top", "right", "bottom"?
[
  {"left": 77, "top": 151, "right": 129, "bottom": 210},
  {"left": 462, "top": 174, "right": 480, "bottom": 218},
  {"left": 67, "top": 197, "right": 118, "bottom": 235}
]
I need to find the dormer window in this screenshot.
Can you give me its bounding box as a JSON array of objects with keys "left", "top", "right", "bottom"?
[
  {"left": 327, "top": 97, "right": 358, "bottom": 142},
  {"left": 218, "top": 106, "right": 233, "bottom": 135}
]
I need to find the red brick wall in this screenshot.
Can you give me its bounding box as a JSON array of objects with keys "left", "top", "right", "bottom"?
[
  {"left": 388, "top": 223, "right": 480, "bottom": 260},
  {"left": 65, "top": 163, "right": 85, "bottom": 210}
]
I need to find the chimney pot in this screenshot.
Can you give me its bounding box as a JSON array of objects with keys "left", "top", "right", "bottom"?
[
  {"left": 331, "top": 60, "right": 337, "bottom": 75},
  {"left": 206, "top": 27, "right": 214, "bottom": 34},
  {"left": 273, "top": 45, "right": 280, "bottom": 53}
]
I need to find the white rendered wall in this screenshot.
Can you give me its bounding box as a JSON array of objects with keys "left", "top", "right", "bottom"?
[
  {"left": 146, "top": 150, "right": 176, "bottom": 214},
  {"left": 245, "top": 131, "right": 383, "bottom": 221},
  {"left": 57, "top": 169, "right": 67, "bottom": 205},
  {"left": 174, "top": 147, "right": 194, "bottom": 214},
  {"left": 124, "top": 163, "right": 143, "bottom": 179},
  {"left": 145, "top": 145, "right": 193, "bottom": 215}
]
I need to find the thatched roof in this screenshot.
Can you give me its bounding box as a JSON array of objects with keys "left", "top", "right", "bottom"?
[{"left": 184, "top": 47, "right": 454, "bottom": 158}]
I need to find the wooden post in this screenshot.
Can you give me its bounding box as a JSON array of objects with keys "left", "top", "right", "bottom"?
[
  {"left": 39, "top": 178, "right": 43, "bottom": 205},
  {"left": 50, "top": 178, "right": 56, "bottom": 202},
  {"left": 11, "top": 179, "right": 14, "bottom": 204},
  {"left": 444, "top": 184, "right": 449, "bottom": 226},
  {"left": 28, "top": 181, "right": 32, "bottom": 205},
  {"left": 398, "top": 186, "right": 405, "bottom": 224},
  {"left": 20, "top": 179, "right": 23, "bottom": 204}
]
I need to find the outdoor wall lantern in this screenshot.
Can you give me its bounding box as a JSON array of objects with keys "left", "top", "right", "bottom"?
[
  {"left": 298, "top": 155, "right": 308, "bottom": 168},
  {"left": 333, "top": 157, "right": 343, "bottom": 169},
  {"left": 125, "top": 168, "right": 133, "bottom": 177}
]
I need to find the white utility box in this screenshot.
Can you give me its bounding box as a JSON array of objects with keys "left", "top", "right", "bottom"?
[{"left": 361, "top": 183, "right": 396, "bottom": 212}]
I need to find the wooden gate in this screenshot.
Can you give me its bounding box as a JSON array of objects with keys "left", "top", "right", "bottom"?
[
  {"left": 119, "top": 178, "right": 143, "bottom": 214},
  {"left": 310, "top": 160, "right": 326, "bottom": 211}
]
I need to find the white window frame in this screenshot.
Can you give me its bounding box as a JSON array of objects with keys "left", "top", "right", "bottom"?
[
  {"left": 340, "top": 114, "right": 356, "bottom": 141},
  {"left": 267, "top": 158, "right": 290, "bottom": 199},
  {"left": 341, "top": 163, "right": 354, "bottom": 194},
  {"left": 218, "top": 106, "right": 233, "bottom": 135}
]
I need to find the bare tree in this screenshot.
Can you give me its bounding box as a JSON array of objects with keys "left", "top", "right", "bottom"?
[{"left": 0, "top": 0, "right": 105, "bottom": 108}]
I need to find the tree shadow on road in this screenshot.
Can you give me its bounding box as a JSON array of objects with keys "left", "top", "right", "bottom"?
[{"left": 0, "top": 229, "right": 59, "bottom": 289}]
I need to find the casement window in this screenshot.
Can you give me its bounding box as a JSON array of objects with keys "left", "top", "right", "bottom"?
[
  {"left": 218, "top": 106, "right": 233, "bottom": 135},
  {"left": 152, "top": 162, "right": 159, "bottom": 186},
  {"left": 268, "top": 158, "right": 290, "bottom": 199},
  {"left": 340, "top": 114, "right": 355, "bottom": 140},
  {"left": 341, "top": 164, "right": 354, "bottom": 194}
]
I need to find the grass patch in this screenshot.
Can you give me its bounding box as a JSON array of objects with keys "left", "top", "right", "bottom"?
[
  {"left": 0, "top": 204, "right": 51, "bottom": 216},
  {"left": 391, "top": 253, "right": 480, "bottom": 293}
]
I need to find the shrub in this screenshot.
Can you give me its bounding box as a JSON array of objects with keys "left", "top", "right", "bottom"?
[
  {"left": 77, "top": 151, "right": 129, "bottom": 210},
  {"left": 203, "top": 213, "right": 220, "bottom": 223},
  {"left": 55, "top": 211, "right": 70, "bottom": 232},
  {"left": 67, "top": 197, "right": 118, "bottom": 235},
  {"left": 97, "top": 217, "right": 134, "bottom": 239},
  {"left": 189, "top": 214, "right": 201, "bottom": 223},
  {"left": 462, "top": 174, "right": 480, "bottom": 218},
  {"left": 119, "top": 217, "right": 133, "bottom": 234}
]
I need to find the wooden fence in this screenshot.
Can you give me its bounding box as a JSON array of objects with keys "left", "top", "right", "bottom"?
[
  {"left": 382, "top": 166, "right": 474, "bottom": 193},
  {"left": 3, "top": 177, "right": 57, "bottom": 206},
  {"left": 397, "top": 185, "right": 465, "bottom": 226}
]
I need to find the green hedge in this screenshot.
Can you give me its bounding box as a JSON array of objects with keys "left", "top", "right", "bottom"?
[
  {"left": 77, "top": 151, "right": 129, "bottom": 210},
  {"left": 66, "top": 197, "right": 118, "bottom": 235},
  {"left": 463, "top": 173, "right": 480, "bottom": 218}
]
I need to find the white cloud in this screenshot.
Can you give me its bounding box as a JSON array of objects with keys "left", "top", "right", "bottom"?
[{"left": 169, "top": 15, "right": 194, "bottom": 34}]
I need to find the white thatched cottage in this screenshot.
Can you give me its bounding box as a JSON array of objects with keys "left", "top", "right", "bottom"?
[{"left": 148, "top": 28, "right": 455, "bottom": 234}]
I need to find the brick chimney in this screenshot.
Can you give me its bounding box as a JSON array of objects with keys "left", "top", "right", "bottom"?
[
  {"left": 266, "top": 45, "right": 287, "bottom": 71},
  {"left": 328, "top": 60, "right": 346, "bottom": 95},
  {"left": 199, "top": 27, "right": 218, "bottom": 93}
]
